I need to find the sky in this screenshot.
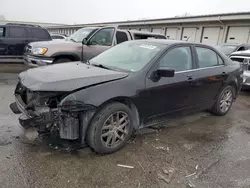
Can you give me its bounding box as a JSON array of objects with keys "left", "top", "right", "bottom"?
[{"left": 1, "top": 0, "right": 250, "bottom": 24}]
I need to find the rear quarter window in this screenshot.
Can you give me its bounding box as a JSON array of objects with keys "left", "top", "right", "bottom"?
[
  {"left": 29, "top": 28, "right": 51, "bottom": 39},
  {"left": 195, "top": 47, "right": 224, "bottom": 68}
]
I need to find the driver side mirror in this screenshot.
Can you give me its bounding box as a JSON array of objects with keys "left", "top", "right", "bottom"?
[
  {"left": 82, "top": 38, "right": 88, "bottom": 45},
  {"left": 156, "top": 67, "right": 175, "bottom": 78}
]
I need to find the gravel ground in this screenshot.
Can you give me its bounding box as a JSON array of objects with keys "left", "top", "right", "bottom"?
[{"left": 1, "top": 67, "right": 250, "bottom": 188}]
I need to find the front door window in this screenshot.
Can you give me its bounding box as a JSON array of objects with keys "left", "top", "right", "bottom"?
[{"left": 89, "top": 28, "right": 115, "bottom": 46}]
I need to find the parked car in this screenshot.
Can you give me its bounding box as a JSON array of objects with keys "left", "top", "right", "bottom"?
[
  {"left": 51, "top": 33, "right": 68, "bottom": 40},
  {"left": 23, "top": 26, "right": 166, "bottom": 67},
  {"left": 0, "top": 23, "right": 51, "bottom": 63},
  {"left": 229, "top": 50, "right": 250, "bottom": 89},
  {"left": 10, "top": 40, "right": 242, "bottom": 154},
  {"left": 214, "top": 43, "right": 250, "bottom": 56}
]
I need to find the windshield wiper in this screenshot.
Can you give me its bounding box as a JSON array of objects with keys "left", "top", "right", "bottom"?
[{"left": 91, "top": 63, "right": 112, "bottom": 70}]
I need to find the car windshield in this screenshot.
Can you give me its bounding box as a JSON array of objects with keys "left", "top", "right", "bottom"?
[
  {"left": 90, "top": 41, "right": 164, "bottom": 72},
  {"left": 215, "top": 45, "right": 237, "bottom": 54},
  {"left": 67, "top": 28, "right": 97, "bottom": 43}
]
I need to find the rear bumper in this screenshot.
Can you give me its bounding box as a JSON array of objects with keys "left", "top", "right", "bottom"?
[{"left": 23, "top": 54, "right": 53, "bottom": 67}]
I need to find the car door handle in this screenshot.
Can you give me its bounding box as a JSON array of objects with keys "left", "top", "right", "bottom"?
[{"left": 186, "top": 77, "right": 194, "bottom": 83}]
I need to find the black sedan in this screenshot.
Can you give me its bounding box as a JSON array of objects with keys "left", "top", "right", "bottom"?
[{"left": 10, "top": 40, "right": 243, "bottom": 154}]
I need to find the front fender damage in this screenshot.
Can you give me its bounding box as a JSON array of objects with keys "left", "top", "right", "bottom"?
[{"left": 11, "top": 87, "right": 97, "bottom": 151}]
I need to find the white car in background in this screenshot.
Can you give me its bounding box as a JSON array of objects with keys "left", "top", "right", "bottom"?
[{"left": 50, "top": 33, "right": 68, "bottom": 40}]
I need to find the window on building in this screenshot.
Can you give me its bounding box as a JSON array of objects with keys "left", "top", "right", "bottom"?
[
  {"left": 9, "top": 27, "right": 27, "bottom": 38},
  {"left": 116, "top": 31, "right": 128, "bottom": 44}
]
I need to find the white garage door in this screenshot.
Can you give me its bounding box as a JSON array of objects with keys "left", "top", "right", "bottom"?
[
  {"left": 166, "top": 28, "right": 178, "bottom": 40},
  {"left": 140, "top": 28, "right": 151, "bottom": 32},
  {"left": 152, "top": 28, "right": 163, "bottom": 34},
  {"left": 201, "top": 27, "right": 221, "bottom": 45},
  {"left": 181, "top": 28, "right": 197, "bottom": 42},
  {"left": 226, "top": 27, "right": 250, "bottom": 44}
]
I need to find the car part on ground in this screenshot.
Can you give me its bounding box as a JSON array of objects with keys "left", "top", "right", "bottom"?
[
  {"left": 10, "top": 40, "right": 243, "bottom": 154},
  {"left": 23, "top": 26, "right": 166, "bottom": 67}
]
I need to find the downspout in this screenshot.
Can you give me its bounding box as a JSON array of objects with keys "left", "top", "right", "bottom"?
[{"left": 218, "top": 15, "right": 224, "bottom": 25}]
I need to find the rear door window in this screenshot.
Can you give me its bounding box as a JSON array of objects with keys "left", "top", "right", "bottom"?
[
  {"left": 29, "top": 28, "right": 51, "bottom": 39},
  {"left": 0, "top": 27, "right": 5, "bottom": 37},
  {"left": 9, "top": 27, "right": 27, "bottom": 38},
  {"left": 116, "top": 31, "right": 128, "bottom": 44},
  {"left": 195, "top": 47, "right": 223, "bottom": 68}
]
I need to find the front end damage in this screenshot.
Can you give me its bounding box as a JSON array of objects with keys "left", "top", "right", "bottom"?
[{"left": 10, "top": 82, "right": 95, "bottom": 151}]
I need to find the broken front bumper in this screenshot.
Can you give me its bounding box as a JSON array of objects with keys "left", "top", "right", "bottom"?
[{"left": 10, "top": 94, "right": 53, "bottom": 129}]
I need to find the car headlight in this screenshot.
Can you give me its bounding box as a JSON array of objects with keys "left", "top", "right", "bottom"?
[{"left": 32, "top": 47, "right": 48, "bottom": 55}]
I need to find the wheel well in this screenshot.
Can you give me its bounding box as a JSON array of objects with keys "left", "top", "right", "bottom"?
[
  {"left": 53, "top": 55, "right": 79, "bottom": 62},
  {"left": 228, "top": 82, "right": 237, "bottom": 97},
  {"left": 99, "top": 98, "right": 141, "bottom": 129}
]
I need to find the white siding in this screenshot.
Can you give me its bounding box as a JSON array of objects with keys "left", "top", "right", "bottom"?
[
  {"left": 166, "top": 28, "right": 178, "bottom": 40},
  {"left": 181, "top": 28, "right": 198, "bottom": 42},
  {"left": 152, "top": 28, "right": 163, "bottom": 34},
  {"left": 226, "top": 26, "right": 250, "bottom": 43},
  {"left": 201, "top": 27, "right": 221, "bottom": 45},
  {"left": 140, "top": 28, "right": 151, "bottom": 32}
]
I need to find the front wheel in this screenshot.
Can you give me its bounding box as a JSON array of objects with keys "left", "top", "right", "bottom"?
[
  {"left": 87, "top": 102, "right": 133, "bottom": 154},
  {"left": 211, "top": 85, "right": 235, "bottom": 116}
]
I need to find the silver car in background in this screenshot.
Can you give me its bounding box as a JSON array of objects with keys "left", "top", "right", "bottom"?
[{"left": 230, "top": 50, "right": 250, "bottom": 89}]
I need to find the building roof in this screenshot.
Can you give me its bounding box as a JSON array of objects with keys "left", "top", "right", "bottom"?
[{"left": 46, "top": 11, "right": 250, "bottom": 28}]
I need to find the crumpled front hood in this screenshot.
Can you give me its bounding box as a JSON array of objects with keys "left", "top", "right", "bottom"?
[{"left": 19, "top": 62, "right": 129, "bottom": 91}]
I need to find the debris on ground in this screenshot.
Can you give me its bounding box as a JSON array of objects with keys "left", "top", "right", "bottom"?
[
  {"left": 163, "top": 169, "right": 169, "bottom": 175},
  {"left": 157, "top": 168, "right": 175, "bottom": 184},
  {"left": 187, "top": 181, "right": 196, "bottom": 188},
  {"left": 154, "top": 146, "right": 170, "bottom": 151},
  {"left": 185, "top": 172, "right": 196, "bottom": 178},
  {"left": 117, "top": 164, "right": 134, "bottom": 169},
  {"left": 157, "top": 173, "right": 170, "bottom": 184}
]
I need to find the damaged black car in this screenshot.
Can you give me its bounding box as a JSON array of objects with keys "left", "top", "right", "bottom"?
[{"left": 10, "top": 40, "right": 243, "bottom": 154}]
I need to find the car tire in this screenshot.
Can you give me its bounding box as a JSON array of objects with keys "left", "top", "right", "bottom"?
[
  {"left": 53, "top": 58, "right": 71, "bottom": 64},
  {"left": 211, "top": 85, "right": 235, "bottom": 116},
  {"left": 87, "top": 102, "right": 133, "bottom": 154}
]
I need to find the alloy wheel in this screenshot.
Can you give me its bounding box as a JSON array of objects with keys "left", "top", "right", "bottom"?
[
  {"left": 220, "top": 89, "right": 233, "bottom": 113},
  {"left": 101, "top": 111, "right": 130, "bottom": 148}
]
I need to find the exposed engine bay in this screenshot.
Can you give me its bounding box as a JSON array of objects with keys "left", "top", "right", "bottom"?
[{"left": 10, "top": 82, "right": 96, "bottom": 151}]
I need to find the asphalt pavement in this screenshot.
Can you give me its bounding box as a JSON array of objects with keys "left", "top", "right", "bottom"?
[{"left": 1, "top": 66, "right": 250, "bottom": 188}]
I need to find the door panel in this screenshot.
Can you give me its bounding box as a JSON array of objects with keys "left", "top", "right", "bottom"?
[
  {"left": 144, "top": 46, "right": 199, "bottom": 121},
  {"left": 6, "top": 26, "right": 28, "bottom": 56},
  {"left": 152, "top": 28, "right": 163, "bottom": 34},
  {"left": 194, "top": 46, "right": 226, "bottom": 107}
]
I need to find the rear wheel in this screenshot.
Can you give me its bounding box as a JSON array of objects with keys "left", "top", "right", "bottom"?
[
  {"left": 211, "top": 85, "right": 235, "bottom": 116},
  {"left": 87, "top": 102, "right": 133, "bottom": 154},
  {"left": 53, "top": 58, "right": 71, "bottom": 64}
]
